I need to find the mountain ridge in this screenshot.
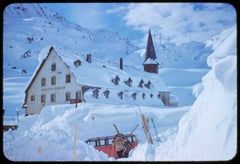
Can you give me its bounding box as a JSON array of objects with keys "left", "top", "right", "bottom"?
[
  {"left": 3, "top": 3, "right": 139, "bottom": 78},
  {"left": 4, "top": 3, "right": 215, "bottom": 73}
]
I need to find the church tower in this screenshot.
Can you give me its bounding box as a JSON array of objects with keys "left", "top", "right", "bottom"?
[{"left": 143, "top": 30, "right": 159, "bottom": 73}]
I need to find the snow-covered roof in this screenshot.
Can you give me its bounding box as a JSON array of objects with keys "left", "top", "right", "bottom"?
[
  {"left": 143, "top": 58, "right": 159, "bottom": 64},
  {"left": 31, "top": 46, "right": 169, "bottom": 92}
]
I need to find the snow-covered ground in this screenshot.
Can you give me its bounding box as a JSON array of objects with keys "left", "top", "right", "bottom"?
[
  {"left": 3, "top": 3, "right": 237, "bottom": 162},
  {"left": 3, "top": 104, "right": 189, "bottom": 161},
  {"left": 3, "top": 25, "right": 237, "bottom": 161}
]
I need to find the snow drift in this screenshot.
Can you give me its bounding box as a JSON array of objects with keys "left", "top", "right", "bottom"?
[
  {"left": 157, "top": 26, "right": 237, "bottom": 160},
  {"left": 3, "top": 104, "right": 189, "bottom": 161}
]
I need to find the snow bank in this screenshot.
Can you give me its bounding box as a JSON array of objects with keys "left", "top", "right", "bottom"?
[
  {"left": 170, "top": 26, "right": 237, "bottom": 160},
  {"left": 206, "top": 26, "right": 237, "bottom": 67},
  {"left": 3, "top": 103, "right": 189, "bottom": 161},
  {"left": 3, "top": 105, "right": 110, "bottom": 161},
  {"left": 192, "top": 82, "right": 203, "bottom": 98}
]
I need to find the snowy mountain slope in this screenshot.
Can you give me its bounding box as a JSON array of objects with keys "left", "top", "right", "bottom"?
[
  {"left": 2, "top": 3, "right": 196, "bottom": 116},
  {"left": 125, "top": 41, "right": 212, "bottom": 68},
  {"left": 3, "top": 3, "right": 68, "bottom": 24},
  {"left": 3, "top": 3, "right": 138, "bottom": 78},
  {"left": 3, "top": 3, "right": 212, "bottom": 81},
  {"left": 156, "top": 41, "right": 212, "bottom": 68}
]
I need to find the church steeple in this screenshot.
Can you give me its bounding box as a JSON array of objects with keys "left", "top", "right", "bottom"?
[
  {"left": 143, "top": 30, "right": 159, "bottom": 74},
  {"left": 144, "top": 30, "right": 157, "bottom": 62}
]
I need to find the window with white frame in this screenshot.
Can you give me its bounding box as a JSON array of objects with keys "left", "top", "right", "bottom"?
[
  {"left": 41, "top": 78, "right": 46, "bottom": 86},
  {"left": 41, "top": 94, "right": 46, "bottom": 103},
  {"left": 66, "top": 74, "right": 71, "bottom": 83},
  {"left": 30, "top": 95, "right": 35, "bottom": 103},
  {"left": 51, "top": 63, "right": 56, "bottom": 71},
  {"left": 66, "top": 92, "right": 71, "bottom": 101},
  {"left": 51, "top": 94, "right": 56, "bottom": 102},
  {"left": 51, "top": 76, "right": 56, "bottom": 85}
]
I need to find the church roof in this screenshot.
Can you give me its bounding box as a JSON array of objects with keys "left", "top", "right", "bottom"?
[{"left": 144, "top": 30, "right": 157, "bottom": 63}]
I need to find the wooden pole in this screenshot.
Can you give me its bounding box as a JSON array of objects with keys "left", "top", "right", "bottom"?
[
  {"left": 135, "top": 104, "right": 153, "bottom": 144},
  {"left": 142, "top": 114, "right": 153, "bottom": 144},
  {"left": 74, "top": 115, "right": 77, "bottom": 160},
  {"left": 74, "top": 93, "right": 77, "bottom": 160}
]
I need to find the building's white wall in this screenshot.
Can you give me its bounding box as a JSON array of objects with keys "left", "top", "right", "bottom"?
[{"left": 26, "top": 49, "right": 82, "bottom": 115}]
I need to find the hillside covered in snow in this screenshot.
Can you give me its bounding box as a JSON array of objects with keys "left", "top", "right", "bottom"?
[
  {"left": 3, "top": 3, "right": 212, "bottom": 116},
  {"left": 3, "top": 3, "right": 138, "bottom": 78},
  {"left": 3, "top": 3, "right": 237, "bottom": 162}
]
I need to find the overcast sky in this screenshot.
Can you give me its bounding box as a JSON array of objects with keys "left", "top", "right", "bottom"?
[{"left": 45, "top": 2, "right": 236, "bottom": 46}]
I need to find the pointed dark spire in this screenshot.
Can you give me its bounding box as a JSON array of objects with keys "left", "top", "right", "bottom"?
[{"left": 144, "top": 30, "right": 157, "bottom": 62}]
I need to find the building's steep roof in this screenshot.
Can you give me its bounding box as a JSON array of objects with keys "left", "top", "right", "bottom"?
[
  {"left": 144, "top": 58, "right": 159, "bottom": 64},
  {"left": 24, "top": 46, "right": 53, "bottom": 93},
  {"left": 144, "top": 30, "right": 157, "bottom": 63},
  {"left": 26, "top": 46, "right": 169, "bottom": 93}
]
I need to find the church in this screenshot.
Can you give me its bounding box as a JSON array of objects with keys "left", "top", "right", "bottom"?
[{"left": 143, "top": 30, "right": 159, "bottom": 73}]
